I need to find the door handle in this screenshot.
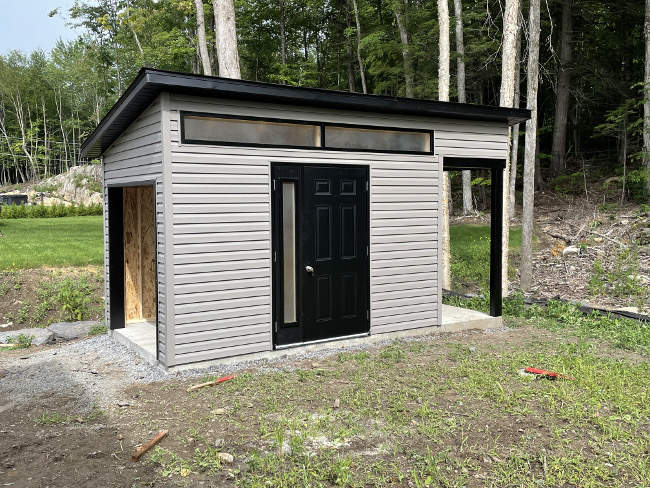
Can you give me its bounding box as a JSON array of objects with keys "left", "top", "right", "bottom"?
[{"left": 305, "top": 265, "right": 314, "bottom": 274}]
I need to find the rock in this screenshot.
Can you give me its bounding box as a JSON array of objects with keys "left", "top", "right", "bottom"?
[
  {"left": 218, "top": 452, "right": 234, "bottom": 464},
  {"left": 0, "top": 322, "right": 12, "bottom": 329},
  {"left": 0, "top": 328, "right": 54, "bottom": 346},
  {"left": 614, "top": 307, "right": 639, "bottom": 314},
  {"left": 116, "top": 434, "right": 124, "bottom": 440},
  {"left": 562, "top": 246, "right": 580, "bottom": 258},
  {"left": 212, "top": 408, "right": 226, "bottom": 415},
  {"left": 0, "top": 370, "right": 5, "bottom": 379},
  {"left": 48, "top": 320, "right": 102, "bottom": 341},
  {"left": 90, "top": 370, "right": 98, "bottom": 375},
  {"left": 117, "top": 401, "right": 130, "bottom": 407},
  {"left": 468, "top": 346, "right": 476, "bottom": 353},
  {"left": 213, "top": 438, "right": 225, "bottom": 448},
  {"left": 639, "top": 246, "right": 650, "bottom": 256},
  {"left": 333, "top": 398, "right": 340, "bottom": 408}
]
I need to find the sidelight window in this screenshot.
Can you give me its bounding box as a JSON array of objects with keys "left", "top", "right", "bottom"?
[{"left": 282, "top": 182, "right": 297, "bottom": 323}]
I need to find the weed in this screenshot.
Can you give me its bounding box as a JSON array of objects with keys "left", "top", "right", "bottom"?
[
  {"left": 57, "top": 278, "right": 91, "bottom": 321},
  {"left": 0, "top": 281, "right": 9, "bottom": 296},
  {"left": 15, "top": 300, "right": 30, "bottom": 324},
  {"left": 5, "top": 333, "right": 34, "bottom": 348},
  {"left": 35, "top": 411, "right": 72, "bottom": 425},
  {"left": 88, "top": 324, "right": 107, "bottom": 336}
]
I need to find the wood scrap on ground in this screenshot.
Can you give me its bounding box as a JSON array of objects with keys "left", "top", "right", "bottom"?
[
  {"left": 187, "top": 374, "right": 236, "bottom": 392},
  {"left": 132, "top": 430, "right": 168, "bottom": 462}
]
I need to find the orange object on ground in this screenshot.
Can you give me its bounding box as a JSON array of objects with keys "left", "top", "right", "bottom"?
[
  {"left": 132, "top": 430, "right": 169, "bottom": 462},
  {"left": 525, "top": 367, "right": 573, "bottom": 380}
]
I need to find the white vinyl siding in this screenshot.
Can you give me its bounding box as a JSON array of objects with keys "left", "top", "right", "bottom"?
[{"left": 103, "top": 98, "right": 166, "bottom": 363}]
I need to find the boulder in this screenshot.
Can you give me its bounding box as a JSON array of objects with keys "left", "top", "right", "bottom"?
[{"left": 48, "top": 320, "right": 102, "bottom": 341}]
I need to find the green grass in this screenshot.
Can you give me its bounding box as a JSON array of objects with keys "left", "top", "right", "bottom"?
[
  {"left": 450, "top": 224, "right": 523, "bottom": 290},
  {"left": 0, "top": 216, "right": 103, "bottom": 268}
]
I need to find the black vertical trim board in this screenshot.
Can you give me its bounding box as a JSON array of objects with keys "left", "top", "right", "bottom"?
[
  {"left": 490, "top": 167, "right": 503, "bottom": 317},
  {"left": 107, "top": 187, "right": 125, "bottom": 329}
]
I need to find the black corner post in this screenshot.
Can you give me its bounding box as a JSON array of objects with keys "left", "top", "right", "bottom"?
[
  {"left": 490, "top": 167, "right": 503, "bottom": 317},
  {"left": 107, "top": 186, "right": 125, "bottom": 329}
]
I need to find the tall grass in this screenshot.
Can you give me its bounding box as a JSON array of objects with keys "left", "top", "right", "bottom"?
[{"left": 0, "top": 216, "right": 103, "bottom": 268}]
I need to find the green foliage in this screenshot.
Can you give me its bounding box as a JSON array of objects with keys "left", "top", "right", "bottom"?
[
  {"left": 548, "top": 172, "right": 585, "bottom": 195},
  {"left": 57, "top": 277, "right": 92, "bottom": 321},
  {"left": 88, "top": 324, "right": 108, "bottom": 336},
  {"left": 32, "top": 182, "right": 60, "bottom": 193},
  {"left": 0, "top": 216, "right": 103, "bottom": 268},
  {"left": 588, "top": 247, "right": 646, "bottom": 299},
  {"left": 624, "top": 168, "right": 650, "bottom": 203},
  {"left": 5, "top": 333, "right": 34, "bottom": 348},
  {"left": 0, "top": 203, "right": 102, "bottom": 219}
]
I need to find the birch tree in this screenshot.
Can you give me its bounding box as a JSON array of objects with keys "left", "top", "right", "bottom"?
[
  {"left": 499, "top": 0, "right": 520, "bottom": 297},
  {"left": 352, "top": 0, "right": 367, "bottom": 94},
  {"left": 454, "top": 0, "right": 473, "bottom": 215},
  {"left": 439, "top": 0, "right": 451, "bottom": 290},
  {"left": 508, "top": 1, "right": 523, "bottom": 220},
  {"left": 394, "top": 0, "right": 414, "bottom": 98},
  {"left": 194, "top": 0, "right": 213, "bottom": 76},
  {"left": 214, "top": 0, "right": 241, "bottom": 78},
  {"left": 520, "top": 0, "right": 541, "bottom": 292}
]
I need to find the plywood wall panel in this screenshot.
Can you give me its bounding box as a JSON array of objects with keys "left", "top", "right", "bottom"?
[
  {"left": 140, "top": 186, "right": 156, "bottom": 320},
  {"left": 123, "top": 187, "right": 141, "bottom": 321}
]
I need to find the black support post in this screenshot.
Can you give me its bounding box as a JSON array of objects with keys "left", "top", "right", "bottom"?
[
  {"left": 490, "top": 168, "right": 503, "bottom": 317},
  {"left": 108, "top": 186, "right": 125, "bottom": 329}
]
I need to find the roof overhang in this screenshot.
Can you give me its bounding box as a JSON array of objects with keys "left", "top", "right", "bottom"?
[{"left": 81, "top": 68, "right": 531, "bottom": 159}]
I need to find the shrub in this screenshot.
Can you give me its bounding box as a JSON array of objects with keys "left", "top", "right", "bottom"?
[
  {"left": 548, "top": 172, "right": 585, "bottom": 195},
  {"left": 0, "top": 202, "right": 102, "bottom": 219}
]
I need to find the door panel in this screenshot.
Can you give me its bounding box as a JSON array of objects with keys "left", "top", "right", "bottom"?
[{"left": 273, "top": 164, "right": 369, "bottom": 346}]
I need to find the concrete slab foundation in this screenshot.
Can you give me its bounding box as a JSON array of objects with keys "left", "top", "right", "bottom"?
[{"left": 106, "top": 305, "right": 501, "bottom": 371}]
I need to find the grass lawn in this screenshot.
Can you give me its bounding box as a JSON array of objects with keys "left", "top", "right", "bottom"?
[
  {"left": 450, "top": 224, "right": 523, "bottom": 291},
  {"left": 129, "top": 313, "right": 650, "bottom": 487},
  {"left": 0, "top": 216, "right": 103, "bottom": 269}
]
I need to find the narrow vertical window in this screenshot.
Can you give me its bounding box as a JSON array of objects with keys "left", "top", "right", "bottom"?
[{"left": 282, "top": 182, "right": 297, "bottom": 323}]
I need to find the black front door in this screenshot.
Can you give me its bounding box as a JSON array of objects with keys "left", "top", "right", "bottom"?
[{"left": 273, "top": 164, "right": 369, "bottom": 346}]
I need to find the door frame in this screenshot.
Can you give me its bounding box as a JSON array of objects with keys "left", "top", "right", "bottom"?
[{"left": 271, "top": 162, "right": 371, "bottom": 348}]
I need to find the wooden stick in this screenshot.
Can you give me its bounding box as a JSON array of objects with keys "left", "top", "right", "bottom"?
[
  {"left": 187, "top": 374, "right": 236, "bottom": 393},
  {"left": 131, "top": 430, "right": 168, "bottom": 462}
]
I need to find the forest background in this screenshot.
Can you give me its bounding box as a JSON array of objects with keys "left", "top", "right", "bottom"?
[{"left": 1, "top": 0, "right": 649, "bottom": 209}]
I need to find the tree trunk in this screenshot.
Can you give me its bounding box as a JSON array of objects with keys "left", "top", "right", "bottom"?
[
  {"left": 499, "top": 0, "right": 520, "bottom": 297},
  {"left": 394, "top": 1, "right": 414, "bottom": 98},
  {"left": 352, "top": 0, "right": 367, "bottom": 93},
  {"left": 194, "top": 0, "right": 213, "bottom": 76},
  {"left": 520, "top": 0, "right": 540, "bottom": 293},
  {"left": 645, "top": 0, "right": 650, "bottom": 198},
  {"left": 509, "top": 0, "right": 522, "bottom": 220},
  {"left": 214, "top": 0, "right": 241, "bottom": 79},
  {"left": 346, "top": 0, "right": 356, "bottom": 92},
  {"left": 551, "top": 0, "right": 573, "bottom": 177},
  {"left": 438, "top": 0, "right": 451, "bottom": 289},
  {"left": 454, "top": 0, "right": 473, "bottom": 215}
]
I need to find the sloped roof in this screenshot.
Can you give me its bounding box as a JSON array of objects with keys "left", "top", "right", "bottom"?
[{"left": 81, "top": 68, "right": 530, "bottom": 158}]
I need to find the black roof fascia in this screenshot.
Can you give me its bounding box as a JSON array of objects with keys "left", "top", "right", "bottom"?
[
  {"left": 81, "top": 68, "right": 531, "bottom": 158},
  {"left": 443, "top": 157, "right": 507, "bottom": 170}
]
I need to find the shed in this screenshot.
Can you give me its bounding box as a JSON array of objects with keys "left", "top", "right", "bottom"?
[{"left": 81, "top": 68, "right": 529, "bottom": 369}]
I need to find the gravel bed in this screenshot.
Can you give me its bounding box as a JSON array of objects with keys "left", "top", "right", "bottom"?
[{"left": 0, "top": 327, "right": 510, "bottom": 412}]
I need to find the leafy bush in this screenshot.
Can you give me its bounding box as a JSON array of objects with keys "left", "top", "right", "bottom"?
[
  {"left": 588, "top": 247, "right": 646, "bottom": 299},
  {"left": 32, "top": 182, "right": 60, "bottom": 193},
  {"left": 624, "top": 168, "right": 650, "bottom": 203},
  {"left": 56, "top": 278, "right": 92, "bottom": 321},
  {"left": 5, "top": 333, "right": 34, "bottom": 348},
  {"left": 0, "top": 202, "right": 102, "bottom": 219}
]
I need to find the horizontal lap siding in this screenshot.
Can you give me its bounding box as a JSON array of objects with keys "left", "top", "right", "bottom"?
[
  {"left": 370, "top": 165, "right": 439, "bottom": 334},
  {"left": 435, "top": 122, "right": 509, "bottom": 159},
  {"left": 168, "top": 95, "right": 448, "bottom": 362},
  {"left": 170, "top": 138, "right": 272, "bottom": 365},
  {"left": 103, "top": 99, "right": 165, "bottom": 362}
]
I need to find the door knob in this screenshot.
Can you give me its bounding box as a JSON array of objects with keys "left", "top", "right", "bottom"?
[{"left": 305, "top": 265, "right": 314, "bottom": 274}]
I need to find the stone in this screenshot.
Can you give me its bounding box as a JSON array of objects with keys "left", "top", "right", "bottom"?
[
  {"left": 0, "top": 328, "right": 53, "bottom": 346},
  {"left": 212, "top": 408, "right": 226, "bottom": 415},
  {"left": 0, "top": 322, "right": 12, "bottom": 329},
  {"left": 48, "top": 320, "right": 102, "bottom": 341},
  {"left": 562, "top": 246, "right": 580, "bottom": 258},
  {"left": 218, "top": 452, "right": 234, "bottom": 464},
  {"left": 468, "top": 346, "right": 476, "bottom": 353},
  {"left": 213, "top": 438, "right": 225, "bottom": 448},
  {"left": 638, "top": 246, "right": 650, "bottom": 256}
]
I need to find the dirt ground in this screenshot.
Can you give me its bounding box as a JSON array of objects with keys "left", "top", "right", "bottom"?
[{"left": 1, "top": 323, "right": 647, "bottom": 487}]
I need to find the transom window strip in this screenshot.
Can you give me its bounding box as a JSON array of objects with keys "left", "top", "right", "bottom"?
[{"left": 182, "top": 112, "right": 433, "bottom": 154}]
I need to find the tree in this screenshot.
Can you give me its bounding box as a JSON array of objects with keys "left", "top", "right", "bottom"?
[
  {"left": 194, "top": 0, "right": 213, "bottom": 76},
  {"left": 214, "top": 0, "right": 241, "bottom": 78},
  {"left": 520, "top": 0, "right": 541, "bottom": 292},
  {"left": 454, "top": 0, "right": 473, "bottom": 216},
  {"left": 394, "top": 0, "right": 414, "bottom": 98},
  {"left": 550, "top": 0, "right": 573, "bottom": 177},
  {"left": 439, "top": 0, "right": 451, "bottom": 290},
  {"left": 508, "top": 0, "right": 522, "bottom": 220},
  {"left": 352, "top": 0, "right": 368, "bottom": 93},
  {"left": 499, "top": 0, "right": 520, "bottom": 296},
  {"left": 645, "top": 0, "right": 650, "bottom": 197}
]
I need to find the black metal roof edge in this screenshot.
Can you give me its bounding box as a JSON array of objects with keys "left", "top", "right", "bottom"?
[{"left": 81, "top": 68, "right": 531, "bottom": 158}]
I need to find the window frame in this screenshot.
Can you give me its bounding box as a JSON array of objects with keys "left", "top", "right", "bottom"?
[{"left": 180, "top": 111, "right": 434, "bottom": 155}]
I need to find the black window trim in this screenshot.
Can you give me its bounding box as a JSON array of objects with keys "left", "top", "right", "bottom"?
[{"left": 180, "top": 111, "right": 435, "bottom": 155}]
